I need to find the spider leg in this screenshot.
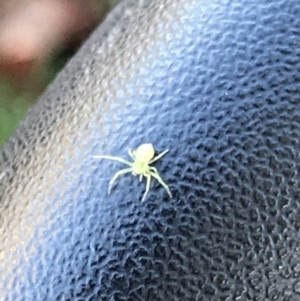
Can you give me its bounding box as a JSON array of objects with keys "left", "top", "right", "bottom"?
[
  {"left": 149, "top": 149, "right": 169, "bottom": 164},
  {"left": 128, "top": 148, "right": 135, "bottom": 160},
  {"left": 141, "top": 173, "right": 151, "bottom": 202},
  {"left": 93, "top": 155, "right": 132, "bottom": 166},
  {"left": 108, "top": 167, "right": 132, "bottom": 194},
  {"left": 148, "top": 170, "right": 172, "bottom": 198},
  {"left": 139, "top": 174, "right": 143, "bottom": 182}
]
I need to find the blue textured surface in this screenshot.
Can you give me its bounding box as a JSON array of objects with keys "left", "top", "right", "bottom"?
[{"left": 1, "top": 0, "right": 300, "bottom": 300}]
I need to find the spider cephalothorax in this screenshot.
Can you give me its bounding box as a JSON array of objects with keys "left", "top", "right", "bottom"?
[{"left": 94, "top": 143, "right": 172, "bottom": 201}]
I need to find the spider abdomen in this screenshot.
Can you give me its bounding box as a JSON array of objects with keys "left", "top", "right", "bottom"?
[{"left": 135, "top": 143, "right": 155, "bottom": 163}]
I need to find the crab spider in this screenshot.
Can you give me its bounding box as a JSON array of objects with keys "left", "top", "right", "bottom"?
[{"left": 93, "top": 143, "right": 172, "bottom": 202}]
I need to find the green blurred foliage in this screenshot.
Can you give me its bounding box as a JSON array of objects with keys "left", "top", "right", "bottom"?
[
  {"left": 0, "top": 0, "right": 118, "bottom": 148},
  {"left": 0, "top": 82, "right": 31, "bottom": 146},
  {"left": 0, "top": 50, "right": 72, "bottom": 147}
]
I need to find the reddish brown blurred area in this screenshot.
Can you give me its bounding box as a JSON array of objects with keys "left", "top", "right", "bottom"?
[{"left": 0, "top": 0, "right": 113, "bottom": 97}]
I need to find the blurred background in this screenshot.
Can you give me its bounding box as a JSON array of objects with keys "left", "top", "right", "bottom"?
[{"left": 0, "top": 0, "right": 119, "bottom": 146}]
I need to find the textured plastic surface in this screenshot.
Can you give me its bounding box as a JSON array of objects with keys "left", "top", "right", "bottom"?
[{"left": 1, "top": 0, "right": 300, "bottom": 300}]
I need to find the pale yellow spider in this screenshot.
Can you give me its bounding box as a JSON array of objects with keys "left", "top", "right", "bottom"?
[{"left": 93, "top": 143, "right": 172, "bottom": 201}]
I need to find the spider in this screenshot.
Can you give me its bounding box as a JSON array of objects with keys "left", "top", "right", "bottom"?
[{"left": 93, "top": 143, "right": 172, "bottom": 201}]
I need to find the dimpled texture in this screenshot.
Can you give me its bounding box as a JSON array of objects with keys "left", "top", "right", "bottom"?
[{"left": 1, "top": 0, "right": 300, "bottom": 300}]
